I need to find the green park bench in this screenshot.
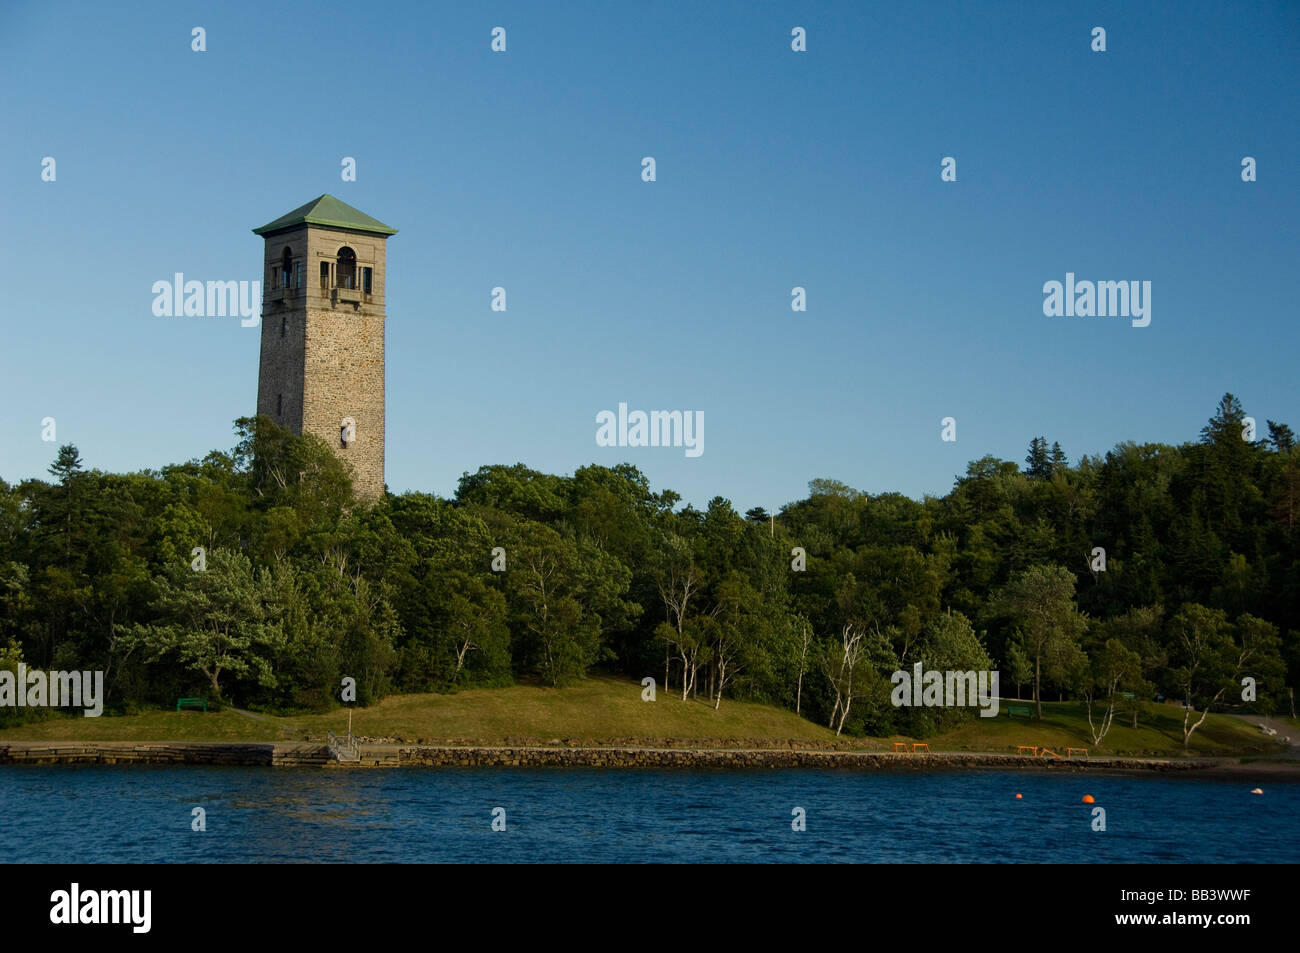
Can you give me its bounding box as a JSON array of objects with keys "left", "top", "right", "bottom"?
[
  {"left": 1008, "top": 705, "right": 1033, "bottom": 719},
  {"left": 1120, "top": 692, "right": 1135, "bottom": 699},
  {"left": 176, "top": 697, "right": 207, "bottom": 712}
]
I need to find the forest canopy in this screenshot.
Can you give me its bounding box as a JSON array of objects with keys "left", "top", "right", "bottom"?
[{"left": 1, "top": 394, "right": 1295, "bottom": 742}]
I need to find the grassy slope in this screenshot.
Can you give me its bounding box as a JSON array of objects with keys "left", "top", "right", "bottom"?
[
  {"left": 0, "top": 677, "right": 841, "bottom": 746},
  {"left": 0, "top": 676, "right": 1285, "bottom": 756},
  {"left": 926, "top": 700, "right": 1277, "bottom": 757}
]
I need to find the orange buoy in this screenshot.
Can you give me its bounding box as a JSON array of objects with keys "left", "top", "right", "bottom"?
[
  {"left": 1250, "top": 788, "right": 1263, "bottom": 795},
  {"left": 1015, "top": 793, "right": 1023, "bottom": 799},
  {"left": 1082, "top": 795, "right": 1095, "bottom": 803}
]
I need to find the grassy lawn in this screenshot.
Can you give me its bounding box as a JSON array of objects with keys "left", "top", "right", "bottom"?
[
  {"left": 0, "top": 676, "right": 844, "bottom": 747},
  {"left": 926, "top": 699, "right": 1280, "bottom": 757},
  {"left": 0, "top": 678, "right": 1285, "bottom": 756},
  {"left": 0, "top": 708, "right": 298, "bottom": 743}
]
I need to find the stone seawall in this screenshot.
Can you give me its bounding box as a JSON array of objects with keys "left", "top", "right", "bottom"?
[
  {"left": 388, "top": 747, "right": 1230, "bottom": 773},
  {"left": 0, "top": 741, "right": 1268, "bottom": 775},
  {"left": 0, "top": 742, "right": 330, "bottom": 767}
]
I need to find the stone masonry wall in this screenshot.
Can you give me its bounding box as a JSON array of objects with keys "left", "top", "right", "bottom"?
[
  {"left": 302, "top": 305, "right": 385, "bottom": 499},
  {"left": 255, "top": 224, "right": 388, "bottom": 500}
]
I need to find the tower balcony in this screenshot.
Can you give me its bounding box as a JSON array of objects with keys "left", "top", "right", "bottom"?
[
  {"left": 265, "top": 283, "right": 299, "bottom": 306},
  {"left": 323, "top": 276, "right": 374, "bottom": 307}
]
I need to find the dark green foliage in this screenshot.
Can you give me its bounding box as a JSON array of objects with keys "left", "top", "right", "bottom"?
[{"left": 0, "top": 395, "right": 1293, "bottom": 732}]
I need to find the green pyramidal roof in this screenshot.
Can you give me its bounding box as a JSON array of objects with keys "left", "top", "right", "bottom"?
[{"left": 253, "top": 194, "right": 397, "bottom": 237}]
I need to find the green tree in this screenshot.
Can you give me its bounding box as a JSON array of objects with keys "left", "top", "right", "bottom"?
[
  {"left": 1024, "top": 437, "right": 1051, "bottom": 480},
  {"left": 1267, "top": 420, "right": 1295, "bottom": 453},
  {"left": 1049, "top": 441, "right": 1069, "bottom": 473},
  {"left": 441, "top": 573, "right": 511, "bottom": 685},
  {"left": 233, "top": 415, "right": 354, "bottom": 524},
  {"left": 1099, "top": 605, "right": 1164, "bottom": 727},
  {"left": 46, "top": 444, "right": 84, "bottom": 559},
  {"left": 1004, "top": 635, "right": 1032, "bottom": 700},
  {"left": 1166, "top": 603, "right": 1237, "bottom": 747},
  {"left": 1234, "top": 613, "right": 1285, "bottom": 715},
  {"left": 994, "top": 564, "right": 1088, "bottom": 719},
  {"left": 1081, "top": 638, "right": 1144, "bottom": 746},
  {"left": 506, "top": 522, "right": 603, "bottom": 687},
  {"left": 903, "top": 609, "right": 994, "bottom": 734},
  {"left": 125, "top": 548, "right": 282, "bottom": 702}
]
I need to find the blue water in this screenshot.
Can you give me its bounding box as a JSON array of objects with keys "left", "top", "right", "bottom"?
[{"left": 0, "top": 767, "right": 1295, "bottom": 863}]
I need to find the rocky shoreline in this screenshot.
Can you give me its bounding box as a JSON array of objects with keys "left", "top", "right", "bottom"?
[{"left": 1, "top": 740, "right": 1296, "bottom": 777}]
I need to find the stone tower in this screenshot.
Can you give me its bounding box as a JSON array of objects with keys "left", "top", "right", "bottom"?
[{"left": 252, "top": 195, "right": 396, "bottom": 500}]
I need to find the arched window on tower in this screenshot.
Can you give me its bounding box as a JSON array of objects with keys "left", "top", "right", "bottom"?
[
  {"left": 281, "top": 247, "right": 293, "bottom": 289},
  {"left": 337, "top": 247, "right": 357, "bottom": 290}
]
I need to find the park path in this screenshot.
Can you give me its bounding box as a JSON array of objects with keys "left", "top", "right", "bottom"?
[
  {"left": 228, "top": 706, "right": 297, "bottom": 740},
  {"left": 229, "top": 707, "right": 273, "bottom": 722},
  {"left": 1231, "top": 714, "right": 1300, "bottom": 758}
]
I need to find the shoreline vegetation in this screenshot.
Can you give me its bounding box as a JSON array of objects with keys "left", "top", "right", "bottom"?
[
  {"left": 6, "top": 393, "right": 1298, "bottom": 777},
  {"left": 2, "top": 677, "right": 1295, "bottom": 774},
  {"left": 2, "top": 395, "right": 1297, "bottom": 758}
]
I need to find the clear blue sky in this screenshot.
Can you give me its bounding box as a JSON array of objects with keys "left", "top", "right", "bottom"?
[{"left": 2, "top": 0, "right": 1296, "bottom": 511}]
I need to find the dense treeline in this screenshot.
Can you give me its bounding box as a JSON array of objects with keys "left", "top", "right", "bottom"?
[{"left": 1, "top": 394, "right": 1296, "bottom": 743}]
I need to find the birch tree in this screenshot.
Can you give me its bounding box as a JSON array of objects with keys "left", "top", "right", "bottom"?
[
  {"left": 820, "top": 623, "right": 867, "bottom": 735},
  {"left": 653, "top": 534, "right": 707, "bottom": 700},
  {"left": 1168, "top": 603, "right": 1236, "bottom": 747},
  {"left": 1082, "top": 638, "right": 1142, "bottom": 746},
  {"left": 1166, "top": 606, "right": 1281, "bottom": 745},
  {"left": 795, "top": 620, "right": 812, "bottom": 715}
]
